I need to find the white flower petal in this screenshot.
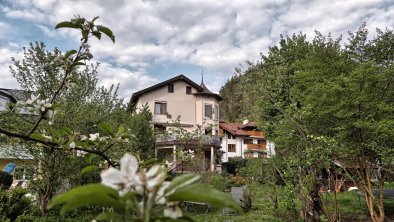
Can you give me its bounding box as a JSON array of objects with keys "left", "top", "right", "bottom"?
[
  {"left": 120, "top": 153, "right": 139, "bottom": 178},
  {"left": 164, "top": 203, "right": 182, "bottom": 219},
  {"left": 69, "top": 142, "right": 76, "bottom": 149},
  {"left": 101, "top": 167, "right": 123, "bottom": 189}
]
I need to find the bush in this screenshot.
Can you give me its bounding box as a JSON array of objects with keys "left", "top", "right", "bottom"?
[
  {"left": 199, "top": 172, "right": 230, "bottom": 191},
  {"left": 229, "top": 176, "right": 247, "bottom": 187},
  {"left": 0, "top": 171, "right": 13, "bottom": 190},
  {"left": 222, "top": 157, "right": 248, "bottom": 175},
  {"left": 0, "top": 188, "right": 33, "bottom": 221}
]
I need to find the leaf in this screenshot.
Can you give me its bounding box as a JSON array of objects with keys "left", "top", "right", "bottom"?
[
  {"left": 91, "top": 16, "right": 100, "bottom": 23},
  {"left": 116, "top": 125, "right": 125, "bottom": 136},
  {"left": 84, "top": 154, "right": 93, "bottom": 164},
  {"left": 165, "top": 174, "right": 200, "bottom": 195},
  {"left": 59, "top": 192, "right": 123, "bottom": 215},
  {"left": 80, "top": 165, "right": 99, "bottom": 175},
  {"left": 98, "top": 123, "right": 114, "bottom": 137},
  {"left": 64, "top": 50, "right": 77, "bottom": 59},
  {"left": 30, "top": 133, "right": 48, "bottom": 141},
  {"left": 48, "top": 183, "right": 119, "bottom": 209},
  {"left": 92, "top": 31, "right": 102, "bottom": 40},
  {"left": 96, "top": 212, "right": 123, "bottom": 221},
  {"left": 55, "top": 21, "right": 76, "bottom": 29},
  {"left": 168, "top": 184, "right": 241, "bottom": 211},
  {"left": 96, "top": 25, "right": 115, "bottom": 43}
]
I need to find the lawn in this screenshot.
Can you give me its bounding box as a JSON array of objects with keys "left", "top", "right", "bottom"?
[{"left": 186, "top": 182, "right": 394, "bottom": 222}]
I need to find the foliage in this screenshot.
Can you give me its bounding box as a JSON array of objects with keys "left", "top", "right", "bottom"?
[
  {"left": 0, "top": 188, "right": 33, "bottom": 221},
  {"left": 0, "top": 172, "right": 13, "bottom": 190},
  {"left": 240, "top": 187, "right": 252, "bottom": 212},
  {"left": 1, "top": 16, "right": 155, "bottom": 215},
  {"left": 199, "top": 172, "right": 230, "bottom": 191},
  {"left": 231, "top": 25, "right": 394, "bottom": 222},
  {"left": 229, "top": 176, "right": 247, "bottom": 187},
  {"left": 221, "top": 157, "right": 247, "bottom": 175},
  {"left": 48, "top": 153, "right": 240, "bottom": 222}
]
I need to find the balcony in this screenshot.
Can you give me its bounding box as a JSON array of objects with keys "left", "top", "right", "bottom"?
[
  {"left": 248, "top": 131, "right": 265, "bottom": 137},
  {"left": 246, "top": 143, "right": 266, "bottom": 151},
  {"left": 156, "top": 134, "right": 221, "bottom": 147}
]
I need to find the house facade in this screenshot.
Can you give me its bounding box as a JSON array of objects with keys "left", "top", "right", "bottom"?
[
  {"left": 219, "top": 120, "right": 275, "bottom": 162},
  {"left": 130, "top": 75, "right": 222, "bottom": 171},
  {"left": 0, "top": 88, "right": 34, "bottom": 184}
]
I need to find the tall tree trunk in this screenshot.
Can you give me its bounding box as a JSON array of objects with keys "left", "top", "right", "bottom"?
[
  {"left": 39, "top": 184, "right": 54, "bottom": 215},
  {"left": 362, "top": 170, "right": 385, "bottom": 222}
]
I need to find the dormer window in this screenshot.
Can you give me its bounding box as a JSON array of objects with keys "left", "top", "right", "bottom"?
[
  {"left": 168, "top": 84, "right": 174, "bottom": 93},
  {"left": 186, "top": 86, "right": 192, "bottom": 94}
]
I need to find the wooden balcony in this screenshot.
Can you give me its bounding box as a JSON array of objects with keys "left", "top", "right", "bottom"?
[
  {"left": 246, "top": 143, "right": 266, "bottom": 151},
  {"left": 248, "top": 131, "right": 265, "bottom": 138}
]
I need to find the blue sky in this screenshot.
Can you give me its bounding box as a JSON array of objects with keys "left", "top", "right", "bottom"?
[{"left": 0, "top": 0, "right": 393, "bottom": 100}]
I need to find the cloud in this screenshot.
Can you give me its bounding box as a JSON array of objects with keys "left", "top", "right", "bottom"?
[
  {"left": 0, "top": 0, "right": 393, "bottom": 99},
  {"left": 0, "top": 47, "right": 22, "bottom": 89},
  {"left": 96, "top": 62, "right": 159, "bottom": 100}
]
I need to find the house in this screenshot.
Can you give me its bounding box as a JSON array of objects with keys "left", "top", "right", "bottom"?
[
  {"left": 0, "top": 88, "right": 34, "bottom": 183},
  {"left": 129, "top": 74, "right": 222, "bottom": 172},
  {"left": 219, "top": 120, "right": 275, "bottom": 162}
]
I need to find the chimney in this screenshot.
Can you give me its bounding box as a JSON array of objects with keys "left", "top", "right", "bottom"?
[{"left": 243, "top": 119, "right": 249, "bottom": 125}]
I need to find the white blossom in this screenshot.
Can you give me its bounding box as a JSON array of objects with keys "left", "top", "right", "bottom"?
[
  {"left": 69, "top": 142, "right": 76, "bottom": 149},
  {"left": 164, "top": 202, "right": 182, "bottom": 219},
  {"left": 80, "top": 135, "right": 88, "bottom": 141},
  {"left": 100, "top": 153, "right": 140, "bottom": 196},
  {"left": 89, "top": 133, "right": 100, "bottom": 141}
]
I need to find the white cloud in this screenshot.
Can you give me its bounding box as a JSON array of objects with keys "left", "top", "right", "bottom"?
[
  {"left": 0, "top": 47, "right": 22, "bottom": 89},
  {"left": 96, "top": 62, "right": 159, "bottom": 100},
  {"left": 0, "top": 0, "right": 392, "bottom": 98}
]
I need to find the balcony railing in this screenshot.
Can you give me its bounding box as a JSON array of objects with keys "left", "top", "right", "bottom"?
[
  {"left": 248, "top": 131, "right": 265, "bottom": 137},
  {"left": 156, "top": 134, "right": 221, "bottom": 147},
  {"left": 246, "top": 143, "right": 266, "bottom": 151}
]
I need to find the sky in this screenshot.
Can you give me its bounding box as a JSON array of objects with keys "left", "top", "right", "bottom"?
[{"left": 0, "top": 0, "right": 393, "bottom": 101}]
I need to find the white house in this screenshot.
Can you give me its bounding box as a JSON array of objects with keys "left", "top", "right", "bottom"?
[
  {"left": 129, "top": 75, "right": 222, "bottom": 171},
  {"left": 219, "top": 120, "right": 275, "bottom": 162}
]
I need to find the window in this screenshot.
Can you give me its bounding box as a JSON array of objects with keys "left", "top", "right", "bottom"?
[
  {"left": 0, "top": 96, "right": 8, "bottom": 111},
  {"left": 215, "top": 105, "right": 219, "bottom": 120},
  {"left": 168, "top": 84, "right": 174, "bottom": 93},
  {"left": 228, "top": 144, "right": 236, "bottom": 152},
  {"left": 258, "top": 140, "right": 266, "bottom": 145},
  {"left": 154, "top": 102, "right": 167, "bottom": 115},
  {"left": 13, "top": 166, "right": 34, "bottom": 180},
  {"left": 244, "top": 139, "right": 253, "bottom": 144},
  {"left": 154, "top": 124, "right": 166, "bottom": 132},
  {"left": 186, "top": 86, "right": 192, "bottom": 94},
  {"left": 204, "top": 104, "right": 212, "bottom": 118}
]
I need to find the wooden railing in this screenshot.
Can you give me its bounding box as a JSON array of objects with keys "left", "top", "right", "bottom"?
[
  {"left": 246, "top": 143, "right": 266, "bottom": 150},
  {"left": 248, "top": 131, "right": 265, "bottom": 137}
]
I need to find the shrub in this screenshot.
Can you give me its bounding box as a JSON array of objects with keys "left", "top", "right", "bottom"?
[
  {"left": 0, "top": 171, "right": 13, "bottom": 190},
  {"left": 229, "top": 176, "right": 247, "bottom": 187},
  {"left": 240, "top": 187, "right": 252, "bottom": 212},
  {"left": 200, "top": 172, "right": 230, "bottom": 191},
  {"left": 222, "top": 157, "right": 248, "bottom": 175},
  {"left": 0, "top": 188, "right": 33, "bottom": 221}
]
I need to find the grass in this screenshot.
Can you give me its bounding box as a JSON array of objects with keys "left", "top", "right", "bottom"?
[{"left": 186, "top": 182, "right": 394, "bottom": 222}]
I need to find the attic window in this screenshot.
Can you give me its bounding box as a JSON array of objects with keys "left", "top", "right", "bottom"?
[
  {"left": 186, "top": 86, "right": 192, "bottom": 94},
  {"left": 168, "top": 84, "right": 174, "bottom": 93}
]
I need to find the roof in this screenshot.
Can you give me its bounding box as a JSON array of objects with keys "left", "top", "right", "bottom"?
[
  {"left": 194, "top": 82, "right": 222, "bottom": 101},
  {"left": 220, "top": 122, "right": 251, "bottom": 136},
  {"left": 129, "top": 74, "right": 222, "bottom": 105},
  {"left": 0, "top": 88, "right": 29, "bottom": 102},
  {"left": 0, "top": 145, "right": 34, "bottom": 160}
]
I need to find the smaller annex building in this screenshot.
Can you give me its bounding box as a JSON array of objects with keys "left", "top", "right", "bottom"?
[{"left": 219, "top": 120, "right": 275, "bottom": 162}]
